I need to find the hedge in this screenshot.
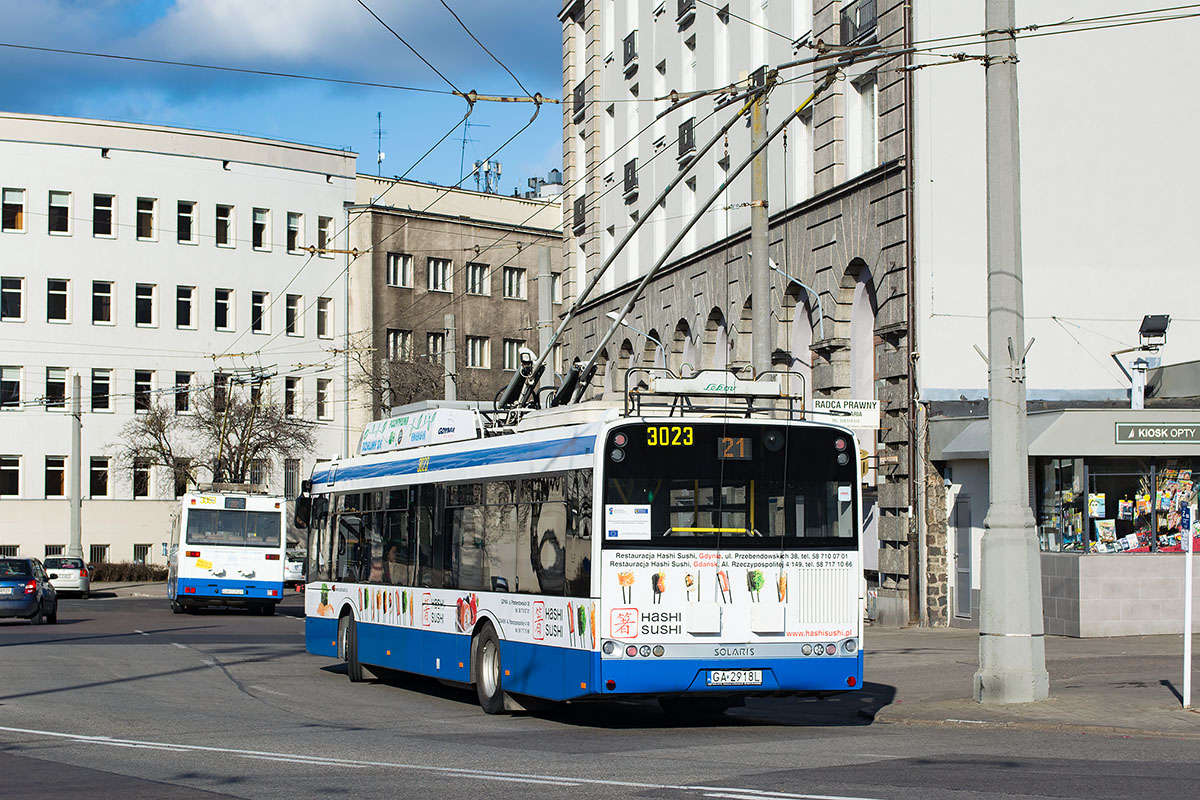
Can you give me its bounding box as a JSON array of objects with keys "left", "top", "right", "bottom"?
[{"left": 90, "top": 561, "right": 169, "bottom": 582}]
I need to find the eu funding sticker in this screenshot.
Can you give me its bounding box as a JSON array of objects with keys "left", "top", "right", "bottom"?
[
  {"left": 810, "top": 398, "right": 880, "bottom": 430},
  {"left": 605, "top": 504, "right": 652, "bottom": 541}
]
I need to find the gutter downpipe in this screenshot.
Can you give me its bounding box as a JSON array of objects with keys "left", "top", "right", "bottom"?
[{"left": 904, "top": 1, "right": 924, "bottom": 627}]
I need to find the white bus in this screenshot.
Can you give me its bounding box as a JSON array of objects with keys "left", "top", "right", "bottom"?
[
  {"left": 300, "top": 372, "right": 863, "bottom": 714},
  {"left": 168, "top": 488, "right": 288, "bottom": 615}
]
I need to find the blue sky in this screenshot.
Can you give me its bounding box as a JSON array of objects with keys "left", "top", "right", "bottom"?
[{"left": 0, "top": 0, "right": 565, "bottom": 194}]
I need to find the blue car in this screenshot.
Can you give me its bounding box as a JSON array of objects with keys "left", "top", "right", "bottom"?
[{"left": 0, "top": 557, "right": 58, "bottom": 625}]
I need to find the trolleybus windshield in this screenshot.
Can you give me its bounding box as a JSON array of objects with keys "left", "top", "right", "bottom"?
[
  {"left": 602, "top": 422, "right": 858, "bottom": 548},
  {"left": 185, "top": 509, "right": 283, "bottom": 547}
]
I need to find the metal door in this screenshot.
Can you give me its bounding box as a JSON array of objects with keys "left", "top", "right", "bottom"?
[{"left": 953, "top": 495, "right": 972, "bottom": 619}]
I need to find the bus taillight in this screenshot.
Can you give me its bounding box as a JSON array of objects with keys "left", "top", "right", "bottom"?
[
  {"left": 265, "top": 553, "right": 280, "bottom": 560},
  {"left": 185, "top": 551, "right": 200, "bottom": 558},
  {"left": 847, "top": 676, "right": 857, "bottom": 687}
]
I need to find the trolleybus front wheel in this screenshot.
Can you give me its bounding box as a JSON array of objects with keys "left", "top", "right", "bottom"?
[
  {"left": 340, "top": 614, "right": 364, "bottom": 683},
  {"left": 473, "top": 622, "right": 504, "bottom": 714}
]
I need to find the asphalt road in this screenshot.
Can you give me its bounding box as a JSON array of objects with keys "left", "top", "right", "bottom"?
[{"left": 2, "top": 593, "right": 1198, "bottom": 800}]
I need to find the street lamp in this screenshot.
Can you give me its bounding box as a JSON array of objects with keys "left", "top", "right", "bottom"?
[
  {"left": 604, "top": 311, "right": 665, "bottom": 353},
  {"left": 1111, "top": 314, "right": 1170, "bottom": 410}
]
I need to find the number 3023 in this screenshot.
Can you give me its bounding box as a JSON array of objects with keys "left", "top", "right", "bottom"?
[{"left": 646, "top": 425, "right": 693, "bottom": 446}]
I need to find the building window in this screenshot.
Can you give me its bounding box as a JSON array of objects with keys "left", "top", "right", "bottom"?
[
  {"left": 465, "top": 336, "right": 489, "bottom": 369},
  {"left": 213, "top": 373, "right": 229, "bottom": 413},
  {"left": 45, "top": 456, "right": 65, "bottom": 498},
  {"left": 387, "top": 252, "right": 413, "bottom": 287},
  {"left": 249, "top": 458, "right": 268, "bottom": 487},
  {"left": 2, "top": 188, "right": 25, "bottom": 232},
  {"left": 251, "top": 291, "right": 268, "bottom": 333},
  {"left": 133, "top": 459, "right": 150, "bottom": 498},
  {"left": 465, "top": 263, "right": 490, "bottom": 295},
  {"left": 91, "top": 369, "right": 110, "bottom": 411},
  {"left": 316, "top": 297, "right": 332, "bottom": 339},
  {"left": 136, "top": 197, "right": 156, "bottom": 240},
  {"left": 252, "top": 208, "right": 269, "bottom": 250},
  {"left": 89, "top": 456, "right": 109, "bottom": 497},
  {"left": 45, "top": 544, "right": 64, "bottom": 557},
  {"left": 284, "top": 376, "right": 299, "bottom": 417},
  {"left": 425, "top": 333, "right": 455, "bottom": 370},
  {"left": 846, "top": 71, "right": 878, "bottom": 177},
  {"left": 92, "top": 281, "right": 113, "bottom": 324},
  {"left": 427, "top": 257, "right": 452, "bottom": 292},
  {"left": 317, "top": 216, "right": 333, "bottom": 256},
  {"left": 173, "top": 458, "right": 190, "bottom": 497},
  {"left": 90, "top": 544, "right": 109, "bottom": 564},
  {"left": 386, "top": 329, "right": 412, "bottom": 360},
  {"left": 45, "top": 367, "right": 67, "bottom": 410},
  {"left": 175, "top": 371, "right": 192, "bottom": 413},
  {"left": 503, "top": 338, "right": 525, "bottom": 371},
  {"left": 133, "top": 544, "right": 151, "bottom": 564},
  {"left": 176, "top": 286, "right": 196, "bottom": 329},
  {"left": 0, "top": 456, "right": 20, "bottom": 496},
  {"left": 285, "top": 294, "right": 302, "bottom": 336},
  {"left": 48, "top": 191, "right": 71, "bottom": 234},
  {"left": 177, "top": 201, "right": 196, "bottom": 244},
  {"left": 215, "top": 204, "right": 234, "bottom": 247},
  {"left": 316, "top": 378, "right": 332, "bottom": 420},
  {"left": 1, "top": 366, "right": 21, "bottom": 409},
  {"left": 134, "top": 370, "right": 154, "bottom": 412},
  {"left": 502, "top": 266, "right": 527, "bottom": 299},
  {"left": 93, "top": 194, "right": 114, "bottom": 237},
  {"left": 0, "top": 545, "right": 18, "bottom": 557},
  {"left": 284, "top": 458, "right": 300, "bottom": 499},
  {"left": 214, "top": 288, "right": 233, "bottom": 331},
  {"left": 551, "top": 273, "right": 563, "bottom": 304},
  {"left": 1, "top": 276, "right": 23, "bottom": 321},
  {"left": 287, "top": 212, "right": 302, "bottom": 254},
  {"left": 47, "top": 278, "right": 68, "bottom": 322},
  {"left": 135, "top": 283, "right": 156, "bottom": 327}
]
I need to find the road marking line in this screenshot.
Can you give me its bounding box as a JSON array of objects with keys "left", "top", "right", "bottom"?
[
  {"left": 172, "top": 643, "right": 187, "bottom": 649},
  {"left": 0, "top": 725, "right": 882, "bottom": 800}
]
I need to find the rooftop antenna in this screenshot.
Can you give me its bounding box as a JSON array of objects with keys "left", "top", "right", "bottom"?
[
  {"left": 375, "top": 111, "right": 387, "bottom": 177},
  {"left": 459, "top": 119, "right": 489, "bottom": 184}
]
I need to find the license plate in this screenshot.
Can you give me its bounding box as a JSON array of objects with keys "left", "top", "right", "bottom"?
[
  {"left": 220, "top": 588, "right": 246, "bottom": 596},
  {"left": 0, "top": 587, "right": 12, "bottom": 595},
  {"left": 707, "top": 669, "right": 762, "bottom": 686}
]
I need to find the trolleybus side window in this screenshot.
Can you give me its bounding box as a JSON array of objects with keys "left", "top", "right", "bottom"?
[
  {"left": 306, "top": 494, "right": 330, "bottom": 582},
  {"left": 481, "top": 480, "right": 518, "bottom": 592},
  {"left": 382, "top": 489, "right": 411, "bottom": 586},
  {"left": 519, "top": 476, "right": 567, "bottom": 597},
  {"left": 564, "top": 469, "right": 592, "bottom": 597},
  {"left": 414, "top": 485, "right": 439, "bottom": 588}
]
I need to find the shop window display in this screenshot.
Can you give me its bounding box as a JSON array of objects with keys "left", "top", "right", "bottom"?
[{"left": 1038, "top": 457, "right": 1198, "bottom": 553}]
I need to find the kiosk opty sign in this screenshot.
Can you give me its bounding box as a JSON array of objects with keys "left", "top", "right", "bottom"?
[{"left": 359, "top": 408, "right": 480, "bottom": 455}]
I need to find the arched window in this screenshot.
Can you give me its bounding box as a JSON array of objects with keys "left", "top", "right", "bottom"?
[{"left": 703, "top": 308, "right": 728, "bottom": 371}]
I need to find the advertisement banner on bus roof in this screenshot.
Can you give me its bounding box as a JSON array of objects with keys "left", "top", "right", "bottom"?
[{"left": 359, "top": 408, "right": 478, "bottom": 455}]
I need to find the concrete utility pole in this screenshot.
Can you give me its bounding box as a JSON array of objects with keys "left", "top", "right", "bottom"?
[
  {"left": 750, "top": 69, "right": 771, "bottom": 375},
  {"left": 68, "top": 373, "right": 83, "bottom": 559},
  {"left": 974, "top": 0, "right": 1049, "bottom": 704},
  {"left": 444, "top": 313, "right": 457, "bottom": 401}
]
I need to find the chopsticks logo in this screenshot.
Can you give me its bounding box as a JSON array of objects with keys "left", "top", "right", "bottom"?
[{"left": 610, "top": 607, "right": 638, "bottom": 638}]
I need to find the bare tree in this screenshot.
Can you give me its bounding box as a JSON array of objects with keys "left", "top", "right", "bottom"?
[{"left": 118, "top": 380, "right": 317, "bottom": 489}]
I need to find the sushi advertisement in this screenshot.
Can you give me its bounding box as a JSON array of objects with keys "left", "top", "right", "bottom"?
[
  {"left": 601, "top": 549, "right": 860, "bottom": 643},
  {"left": 305, "top": 583, "right": 597, "bottom": 650}
]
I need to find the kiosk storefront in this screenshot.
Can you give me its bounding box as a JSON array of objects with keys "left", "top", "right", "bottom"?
[{"left": 932, "top": 409, "right": 1200, "bottom": 637}]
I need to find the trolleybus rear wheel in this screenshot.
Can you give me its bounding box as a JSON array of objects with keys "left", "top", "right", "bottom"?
[{"left": 473, "top": 622, "right": 504, "bottom": 714}]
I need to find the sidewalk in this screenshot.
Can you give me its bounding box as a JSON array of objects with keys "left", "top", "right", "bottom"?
[
  {"left": 864, "top": 626, "right": 1200, "bottom": 737},
  {"left": 89, "top": 581, "right": 167, "bottom": 599}
]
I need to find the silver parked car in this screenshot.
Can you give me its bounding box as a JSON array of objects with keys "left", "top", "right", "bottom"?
[
  {"left": 284, "top": 549, "right": 306, "bottom": 586},
  {"left": 43, "top": 556, "right": 91, "bottom": 598}
]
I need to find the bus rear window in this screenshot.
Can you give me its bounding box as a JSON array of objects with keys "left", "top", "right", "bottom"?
[{"left": 186, "top": 509, "right": 282, "bottom": 547}]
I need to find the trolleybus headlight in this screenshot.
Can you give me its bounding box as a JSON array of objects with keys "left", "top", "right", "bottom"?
[
  {"left": 652, "top": 645, "right": 665, "bottom": 657},
  {"left": 836, "top": 452, "right": 849, "bottom": 466},
  {"left": 834, "top": 438, "right": 847, "bottom": 451},
  {"left": 611, "top": 448, "right": 626, "bottom": 463},
  {"left": 801, "top": 643, "right": 813, "bottom": 656},
  {"left": 613, "top": 432, "right": 628, "bottom": 447},
  {"left": 763, "top": 429, "right": 785, "bottom": 452},
  {"left": 639, "top": 645, "right": 651, "bottom": 658},
  {"left": 603, "top": 640, "right": 618, "bottom": 655},
  {"left": 626, "top": 645, "right": 639, "bottom": 657}
]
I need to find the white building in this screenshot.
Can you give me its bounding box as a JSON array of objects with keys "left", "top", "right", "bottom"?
[
  {"left": 561, "top": 1, "right": 1200, "bottom": 631},
  {"left": 0, "top": 113, "right": 355, "bottom": 565}
]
